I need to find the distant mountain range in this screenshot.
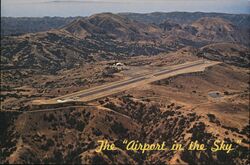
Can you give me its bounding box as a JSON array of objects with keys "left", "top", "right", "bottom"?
[
  {"left": 1, "top": 12, "right": 249, "bottom": 73},
  {"left": 120, "top": 12, "right": 250, "bottom": 28},
  {"left": 1, "top": 17, "right": 78, "bottom": 36},
  {"left": 2, "top": 12, "right": 250, "bottom": 36}
]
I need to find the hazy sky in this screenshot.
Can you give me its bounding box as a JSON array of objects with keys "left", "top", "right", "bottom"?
[{"left": 1, "top": 0, "right": 250, "bottom": 17}]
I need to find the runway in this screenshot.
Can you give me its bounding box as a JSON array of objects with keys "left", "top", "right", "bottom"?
[{"left": 33, "top": 60, "right": 220, "bottom": 105}]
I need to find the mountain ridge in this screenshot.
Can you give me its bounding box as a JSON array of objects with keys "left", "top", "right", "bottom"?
[
  {"left": 1, "top": 12, "right": 249, "bottom": 74},
  {"left": 2, "top": 12, "right": 250, "bottom": 36}
]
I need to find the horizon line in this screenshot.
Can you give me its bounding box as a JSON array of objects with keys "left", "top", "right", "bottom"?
[{"left": 2, "top": 11, "right": 250, "bottom": 18}]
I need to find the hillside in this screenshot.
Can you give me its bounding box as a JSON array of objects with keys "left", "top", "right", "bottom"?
[
  {"left": 2, "top": 12, "right": 250, "bottom": 37},
  {"left": 1, "top": 13, "right": 249, "bottom": 74},
  {"left": 197, "top": 43, "right": 250, "bottom": 67},
  {"left": 190, "top": 17, "right": 249, "bottom": 44},
  {"left": 120, "top": 12, "right": 250, "bottom": 28},
  {"left": 1, "top": 13, "right": 168, "bottom": 73},
  {"left": 63, "top": 13, "right": 162, "bottom": 41}
]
